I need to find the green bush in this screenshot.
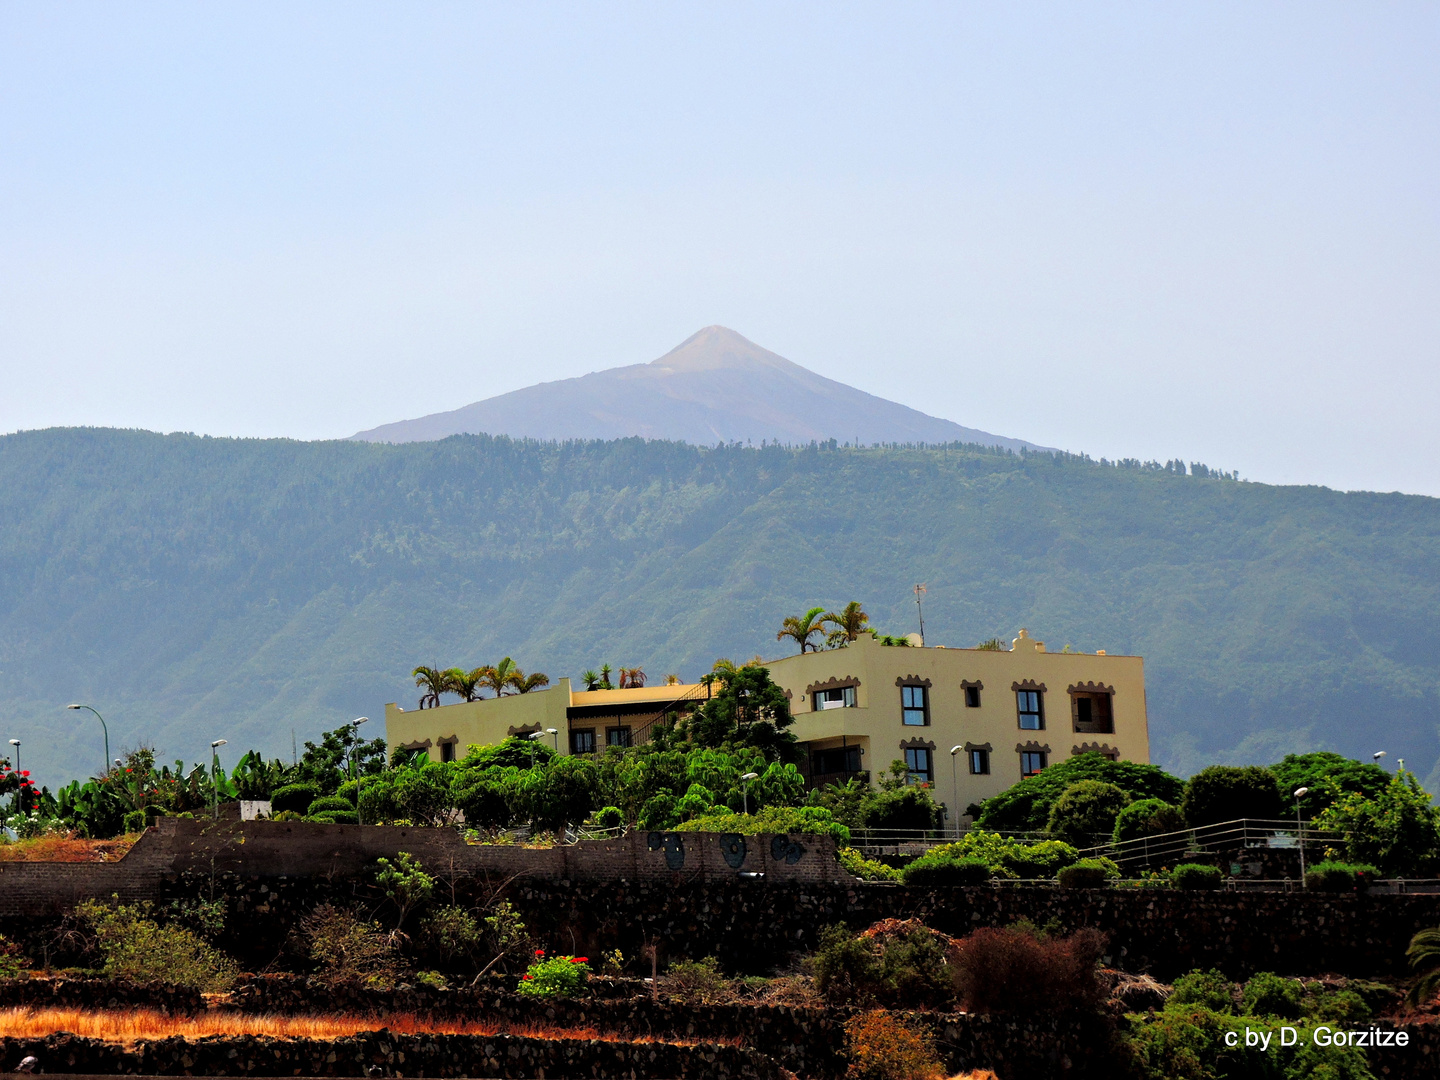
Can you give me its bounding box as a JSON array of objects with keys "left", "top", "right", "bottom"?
[
  {"left": 122, "top": 810, "right": 148, "bottom": 834},
  {"left": 859, "top": 785, "right": 945, "bottom": 832},
  {"left": 674, "top": 804, "right": 850, "bottom": 844},
  {"left": 838, "top": 846, "right": 900, "bottom": 881},
  {"left": 1170, "top": 863, "right": 1222, "bottom": 890},
  {"left": 975, "top": 754, "right": 1183, "bottom": 832},
  {"left": 811, "top": 922, "right": 954, "bottom": 1010},
  {"left": 1180, "top": 766, "right": 1283, "bottom": 827},
  {"left": 1001, "top": 839, "right": 1079, "bottom": 878},
  {"left": 1167, "top": 968, "right": 1235, "bottom": 1013},
  {"left": 1242, "top": 972, "right": 1303, "bottom": 1018},
  {"left": 666, "top": 955, "right": 729, "bottom": 1002},
  {"left": 1308, "top": 988, "right": 1371, "bottom": 1023},
  {"left": 77, "top": 899, "right": 237, "bottom": 991},
  {"left": 302, "top": 904, "right": 403, "bottom": 988},
  {"left": 813, "top": 924, "right": 883, "bottom": 1005},
  {"left": 1304, "top": 861, "right": 1377, "bottom": 892},
  {"left": 307, "top": 795, "right": 354, "bottom": 816},
  {"left": 1046, "top": 780, "right": 1133, "bottom": 847},
  {"left": 516, "top": 951, "right": 590, "bottom": 998},
  {"left": 638, "top": 791, "right": 678, "bottom": 829},
  {"left": 1056, "top": 858, "right": 1119, "bottom": 888},
  {"left": 1113, "top": 798, "right": 1186, "bottom": 845},
  {"left": 0, "top": 935, "right": 28, "bottom": 979},
  {"left": 901, "top": 853, "right": 991, "bottom": 887},
  {"left": 594, "top": 805, "right": 624, "bottom": 829},
  {"left": 309, "top": 810, "right": 359, "bottom": 825},
  {"left": 270, "top": 782, "right": 322, "bottom": 815}
]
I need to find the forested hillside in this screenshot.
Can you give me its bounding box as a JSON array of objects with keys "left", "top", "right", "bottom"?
[{"left": 1, "top": 428, "right": 1437, "bottom": 789}]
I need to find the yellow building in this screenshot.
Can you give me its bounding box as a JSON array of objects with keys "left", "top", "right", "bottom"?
[
  {"left": 383, "top": 627, "right": 1149, "bottom": 823},
  {"left": 766, "top": 628, "right": 1149, "bottom": 820}
]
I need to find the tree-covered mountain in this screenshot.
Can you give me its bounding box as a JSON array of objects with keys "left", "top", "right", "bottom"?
[{"left": 2, "top": 427, "right": 1437, "bottom": 790}]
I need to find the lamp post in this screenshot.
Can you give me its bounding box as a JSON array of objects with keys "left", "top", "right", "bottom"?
[
  {"left": 6, "top": 740, "right": 18, "bottom": 776},
  {"left": 1373, "top": 751, "right": 1388, "bottom": 769},
  {"left": 528, "top": 730, "right": 546, "bottom": 768},
  {"left": 67, "top": 704, "right": 110, "bottom": 778},
  {"left": 740, "top": 772, "right": 759, "bottom": 816},
  {"left": 1293, "top": 786, "right": 1309, "bottom": 884},
  {"left": 546, "top": 727, "right": 559, "bottom": 753},
  {"left": 351, "top": 718, "right": 369, "bottom": 826},
  {"left": 913, "top": 584, "right": 927, "bottom": 646},
  {"left": 949, "top": 746, "right": 963, "bottom": 839},
  {"left": 210, "top": 740, "right": 227, "bottom": 819}
]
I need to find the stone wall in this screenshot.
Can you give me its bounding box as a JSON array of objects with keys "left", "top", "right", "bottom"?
[
  {"left": 0, "top": 979, "right": 202, "bottom": 1015},
  {"left": 0, "top": 1032, "right": 784, "bottom": 1079}
]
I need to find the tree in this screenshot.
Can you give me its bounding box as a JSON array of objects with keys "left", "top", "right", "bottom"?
[
  {"left": 479, "top": 657, "right": 519, "bottom": 697},
  {"left": 1269, "top": 752, "right": 1390, "bottom": 818},
  {"left": 1046, "top": 780, "right": 1133, "bottom": 847},
  {"left": 976, "top": 753, "right": 1183, "bottom": 832},
  {"left": 1112, "top": 798, "right": 1186, "bottom": 845},
  {"left": 1314, "top": 767, "right": 1440, "bottom": 878},
  {"left": 777, "top": 606, "right": 828, "bottom": 654},
  {"left": 823, "top": 601, "right": 869, "bottom": 647},
  {"left": 598, "top": 663, "right": 614, "bottom": 690},
  {"left": 1406, "top": 927, "right": 1440, "bottom": 1008},
  {"left": 509, "top": 667, "right": 550, "bottom": 693},
  {"left": 451, "top": 668, "right": 484, "bottom": 702},
  {"left": 1180, "top": 765, "right": 1284, "bottom": 827},
  {"left": 688, "top": 663, "right": 797, "bottom": 760},
  {"left": 412, "top": 665, "right": 453, "bottom": 709},
  {"left": 618, "top": 666, "right": 646, "bottom": 688},
  {"left": 580, "top": 670, "right": 602, "bottom": 691}
]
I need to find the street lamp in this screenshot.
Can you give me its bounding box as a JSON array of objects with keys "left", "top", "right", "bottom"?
[
  {"left": 351, "top": 718, "right": 369, "bottom": 826},
  {"left": 210, "top": 740, "right": 227, "bottom": 819},
  {"left": 67, "top": 704, "right": 110, "bottom": 778},
  {"left": 1373, "top": 751, "right": 1387, "bottom": 768},
  {"left": 528, "top": 730, "right": 546, "bottom": 768},
  {"left": 949, "top": 746, "right": 964, "bottom": 839},
  {"left": 7, "top": 740, "right": 18, "bottom": 776},
  {"left": 546, "top": 727, "right": 559, "bottom": 753},
  {"left": 1293, "top": 786, "right": 1309, "bottom": 883},
  {"left": 740, "top": 772, "right": 759, "bottom": 816}
]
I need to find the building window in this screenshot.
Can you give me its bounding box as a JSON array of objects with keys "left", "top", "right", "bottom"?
[
  {"left": 901, "top": 685, "right": 928, "bottom": 726},
  {"left": 1017, "top": 690, "right": 1044, "bottom": 730},
  {"left": 1072, "top": 692, "right": 1114, "bottom": 734},
  {"left": 969, "top": 748, "right": 990, "bottom": 775},
  {"left": 811, "top": 744, "right": 862, "bottom": 777},
  {"left": 964, "top": 685, "right": 981, "bottom": 708},
  {"left": 814, "top": 686, "right": 856, "bottom": 710},
  {"left": 570, "top": 729, "right": 596, "bottom": 755},
  {"left": 904, "top": 747, "right": 933, "bottom": 785},
  {"left": 606, "top": 726, "right": 632, "bottom": 748},
  {"left": 439, "top": 741, "right": 456, "bottom": 763},
  {"left": 1020, "top": 750, "right": 1046, "bottom": 777}
]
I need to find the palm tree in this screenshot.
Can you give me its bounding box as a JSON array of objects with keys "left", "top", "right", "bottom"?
[
  {"left": 619, "top": 666, "right": 647, "bottom": 689},
  {"left": 599, "top": 663, "right": 614, "bottom": 690},
  {"left": 513, "top": 671, "right": 551, "bottom": 694},
  {"left": 663, "top": 673, "right": 681, "bottom": 686},
  {"left": 451, "top": 668, "right": 484, "bottom": 702},
  {"left": 478, "top": 657, "right": 519, "bottom": 697},
  {"left": 823, "top": 601, "right": 870, "bottom": 647},
  {"left": 412, "top": 665, "right": 453, "bottom": 710},
  {"left": 777, "top": 607, "right": 828, "bottom": 654},
  {"left": 1407, "top": 927, "right": 1440, "bottom": 1008},
  {"left": 581, "top": 669, "right": 602, "bottom": 691}
]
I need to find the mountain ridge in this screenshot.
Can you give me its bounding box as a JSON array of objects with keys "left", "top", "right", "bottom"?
[{"left": 351, "top": 325, "right": 1051, "bottom": 452}]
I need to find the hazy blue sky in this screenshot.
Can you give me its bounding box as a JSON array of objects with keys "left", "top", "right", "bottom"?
[{"left": 3, "top": 3, "right": 1437, "bottom": 494}]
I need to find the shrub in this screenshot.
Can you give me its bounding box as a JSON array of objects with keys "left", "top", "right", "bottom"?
[
  {"left": 270, "top": 782, "right": 322, "bottom": 815},
  {"left": 674, "top": 804, "right": 850, "bottom": 844},
  {"left": 842, "top": 1010, "right": 943, "bottom": 1080},
  {"left": 1304, "top": 861, "right": 1377, "bottom": 892},
  {"left": 1057, "top": 858, "right": 1119, "bottom": 888},
  {"left": 121, "top": 810, "right": 148, "bottom": 834},
  {"left": 638, "top": 792, "right": 678, "bottom": 829},
  {"left": 309, "top": 810, "right": 358, "bottom": 825},
  {"left": 999, "top": 839, "right": 1077, "bottom": 879},
  {"left": 516, "top": 950, "right": 590, "bottom": 998},
  {"left": 1046, "top": 780, "right": 1133, "bottom": 847},
  {"left": 1170, "top": 863, "right": 1222, "bottom": 890},
  {"left": 838, "top": 846, "right": 900, "bottom": 882},
  {"left": 419, "top": 904, "right": 482, "bottom": 966},
  {"left": 415, "top": 969, "right": 449, "bottom": 990},
  {"left": 865, "top": 921, "right": 955, "bottom": 1011},
  {"left": 1308, "top": 988, "right": 1371, "bottom": 1023},
  {"left": 1242, "top": 972, "right": 1302, "bottom": 1019},
  {"left": 301, "top": 904, "right": 403, "bottom": 988},
  {"left": 1180, "top": 766, "right": 1283, "bottom": 827},
  {"left": 950, "top": 925, "right": 1106, "bottom": 1013},
  {"left": 666, "top": 955, "right": 729, "bottom": 1003},
  {"left": 77, "top": 899, "right": 237, "bottom": 991},
  {"left": 0, "top": 936, "right": 28, "bottom": 979},
  {"left": 1166, "top": 968, "right": 1234, "bottom": 1013},
  {"left": 594, "top": 805, "right": 624, "bottom": 829},
  {"left": 902, "top": 853, "right": 991, "bottom": 887},
  {"left": 1113, "top": 798, "right": 1187, "bottom": 845},
  {"left": 814, "top": 924, "right": 884, "bottom": 1005},
  {"left": 307, "top": 795, "right": 354, "bottom": 816},
  {"left": 374, "top": 852, "right": 434, "bottom": 927},
  {"left": 859, "top": 786, "right": 945, "bottom": 832}
]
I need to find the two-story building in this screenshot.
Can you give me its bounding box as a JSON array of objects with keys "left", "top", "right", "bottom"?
[{"left": 383, "top": 627, "right": 1149, "bottom": 820}]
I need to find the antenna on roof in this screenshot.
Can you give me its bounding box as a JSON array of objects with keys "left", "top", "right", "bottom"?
[{"left": 914, "top": 584, "right": 927, "bottom": 646}]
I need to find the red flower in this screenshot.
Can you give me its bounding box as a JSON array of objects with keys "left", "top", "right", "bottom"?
[
  {"left": 19, "top": 770, "right": 28, "bottom": 777},
  {"left": 570, "top": 957, "right": 588, "bottom": 964},
  {"left": 521, "top": 974, "right": 532, "bottom": 981},
  {"left": 534, "top": 949, "right": 545, "bottom": 956}
]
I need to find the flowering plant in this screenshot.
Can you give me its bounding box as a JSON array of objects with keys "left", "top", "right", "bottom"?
[{"left": 515, "top": 949, "right": 591, "bottom": 998}]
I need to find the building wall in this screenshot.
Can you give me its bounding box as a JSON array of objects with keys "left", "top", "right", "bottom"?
[
  {"left": 384, "top": 679, "right": 573, "bottom": 760},
  {"left": 765, "top": 629, "right": 1149, "bottom": 822}
]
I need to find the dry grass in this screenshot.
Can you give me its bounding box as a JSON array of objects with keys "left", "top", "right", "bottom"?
[
  {"left": 0, "top": 835, "right": 139, "bottom": 863},
  {"left": 0, "top": 1008, "right": 738, "bottom": 1049}
]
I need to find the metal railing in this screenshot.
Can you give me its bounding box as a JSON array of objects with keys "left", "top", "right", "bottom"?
[{"left": 1079, "top": 818, "right": 1343, "bottom": 871}]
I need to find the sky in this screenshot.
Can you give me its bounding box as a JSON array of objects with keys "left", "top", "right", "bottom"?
[{"left": 2, "top": 3, "right": 1437, "bottom": 495}]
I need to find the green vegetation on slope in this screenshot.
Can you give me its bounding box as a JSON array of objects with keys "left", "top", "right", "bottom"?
[{"left": 1, "top": 428, "right": 1438, "bottom": 787}]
